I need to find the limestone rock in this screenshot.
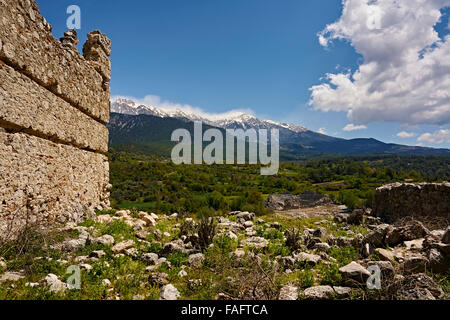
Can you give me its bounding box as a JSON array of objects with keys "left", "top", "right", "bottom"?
[
  {"left": 302, "top": 286, "right": 335, "bottom": 300},
  {"left": 339, "top": 262, "right": 371, "bottom": 286},
  {"left": 94, "top": 235, "right": 115, "bottom": 246},
  {"left": 112, "top": 240, "right": 135, "bottom": 254},
  {"left": 241, "top": 237, "right": 269, "bottom": 249},
  {"left": 403, "top": 256, "right": 429, "bottom": 274},
  {"left": 188, "top": 253, "right": 205, "bottom": 268},
  {"left": 141, "top": 253, "right": 159, "bottom": 265},
  {"left": 160, "top": 284, "right": 180, "bottom": 300},
  {"left": 44, "top": 274, "right": 66, "bottom": 293},
  {"left": 294, "top": 252, "right": 322, "bottom": 266},
  {"left": 279, "top": 285, "right": 298, "bottom": 300},
  {"left": 0, "top": 271, "right": 25, "bottom": 283}
]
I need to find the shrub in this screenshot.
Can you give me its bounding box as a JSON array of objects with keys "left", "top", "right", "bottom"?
[
  {"left": 285, "top": 228, "right": 302, "bottom": 252},
  {"left": 196, "top": 218, "right": 216, "bottom": 250}
]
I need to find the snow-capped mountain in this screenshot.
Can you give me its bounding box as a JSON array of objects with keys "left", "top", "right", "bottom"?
[
  {"left": 111, "top": 98, "right": 309, "bottom": 133},
  {"left": 108, "top": 98, "right": 450, "bottom": 157}
]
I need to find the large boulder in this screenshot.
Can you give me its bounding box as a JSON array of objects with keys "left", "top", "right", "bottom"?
[{"left": 339, "top": 262, "right": 371, "bottom": 286}]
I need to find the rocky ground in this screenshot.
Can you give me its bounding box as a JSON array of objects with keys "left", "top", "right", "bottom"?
[{"left": 0, "top": 207, "right": 448, "bottom": 300}]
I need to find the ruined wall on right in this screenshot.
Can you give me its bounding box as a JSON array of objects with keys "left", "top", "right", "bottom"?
[{"left": 373, "top": 183, "right": 450, "bottom": 222}]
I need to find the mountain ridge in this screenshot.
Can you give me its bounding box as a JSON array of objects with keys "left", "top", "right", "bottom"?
[{"left": 109, "top": 99, "right": 450, "bottom": 158}]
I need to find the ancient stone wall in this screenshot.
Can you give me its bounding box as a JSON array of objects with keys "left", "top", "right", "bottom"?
[
  {"left": 0, "top": 0, "right": 111, "bottom": 237},
  {"left": 373, "top": 183, "right": 450, "bottom": 223}
]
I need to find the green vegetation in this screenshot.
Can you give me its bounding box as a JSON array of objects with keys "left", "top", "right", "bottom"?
[{"left": 109, "top": 150, "right": 450, "bottom": 214}]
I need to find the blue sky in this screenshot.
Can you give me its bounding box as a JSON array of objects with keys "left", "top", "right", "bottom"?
[{"left": 37, "top": 0, "right": 450, "bottom": 148}]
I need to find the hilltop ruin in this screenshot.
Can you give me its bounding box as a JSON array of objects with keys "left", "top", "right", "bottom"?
[{"left": 0, "top": 0, "right": 111, "bottom": 237}]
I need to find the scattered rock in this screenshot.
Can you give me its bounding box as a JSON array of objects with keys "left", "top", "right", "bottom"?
[
  {"left": 188, "top": 253, "right": 205, "bottom": 268},
  {"left": 0, "top": 271, "right": 25, "bottom": 283},
  {"left": 149, "top": 273, "right": 169, "bottom": 287},
  {"left": 403, "top": 256, "right": 429, "bottom": 274},
  {"left": 313, "top": 227, "right": 328, "bottom": 239},
  {"left": 96, "top": 215, "right": 113, "bottom": 224},
  {"left": 141, "top": 253, "right": 159, "bottom": 265},
  {"left": 94, "top": 235, "right": 115, "bottom": 246},
  {"left": 294, "top": 252, "right": 322, "bottom": 266},
  {"left": 333, "top": 286, "right": 352, "bottom": 299},
  {"left": 279, "top": 285, "right": 298, "bottom": 300},
  {"left": 102, "top": 279, "right": 112, "bottom": 287},
  {"left": 374, "top": 248, "right": 396, "bottom": 263},
  {"left": 302, "top": 285, "right": 335, "bottom": 300},
  {"left": 44, "top": 274, "right": 66, "bottom": 293},
  {"left": 160, "top": 284, "right": 180, "bottom": 300},
  {"left": 428, "top": 248, "right": 449, "bottom": 274},
  {"left": 0, "top": 257, "right": 6, "bottom": 272},
  {"left": 313, "top": 242, "right": 330, "bottom": 252},
  {"left": 112, "top": 240, "right": 135, "bottom": 254},
  {"left": 339, "top": 262, "right": 371, "bottom": 286},
  {"left": 368, "top": 261, "right": 395, "bottom": 282},
  {"left": 159, "top": 240, "right": 188, "bottom": 257},
  {"left": 241, "top": 237, "right": 269, "bottom": 249},
  {"left": 89, "top": 250, "right": 106, "bottom": 259},
  {"left": 395, "top": 273, "right": 444, "bottom": 300}
]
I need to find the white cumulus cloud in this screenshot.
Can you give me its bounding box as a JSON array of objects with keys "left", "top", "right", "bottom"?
[
  {"left": 317, "top": 128, "right": 327, "bottom": 134},
  {"left": 417, "top": 129, "right": 450, "bottom": 144},
  {"left": 310, "top": 0, "right": 450, "bottom": 126},
  {"left": 343, "top": 124, "right": 367, "bottom": 132},
  {"left": 397, "top": 131, "right": 416, "bottom": 138}
]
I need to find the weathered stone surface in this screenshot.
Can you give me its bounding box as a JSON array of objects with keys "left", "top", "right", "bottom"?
[
  {"left": 44, "top": 273, "right": 66, "bottom": 293},
  {"left": 94, "top": 235, "right": 115, "bottom": 246},
  {"left": 0, "top": 271, "right": 25, "bottom": 283},
  {"left": 403, "top": 256, "right": 429, "bottom": 274},
  {"left": 368, "top": 261, "right": 395, "bottom": 282},
  {"left": 112, "top": 240, "right": 135, "bottom": 254},
  {"left": 0, "top": 0, "right": 111, "bottom": 238},
  {"left": 339, "top": 262, "right": 371, "bottom": 286},
  {"left": 302, "top": 286, "right": 335, "bottom": 300},
  {"left": 375, "top": 248, "right": 396, "bottom": 263},
  {"left": 141, "top": 253, "right": 159, "bottom": 265},
  {"left": 373, "top": 183, "right": 450, "bottom": 222},
  {"left": 0, "top": 64, "right": 108, "bottom": 152},
  {"left": 279, "top": 285, "right": 298, "bottom": 300},
  {"left": 0, "top": 132, "right": 110, "bottom": 237},
  {"left": 395, "top": 273, "right": 444, "bottom": 300},
  {"left": 160, "top": 284, "right": 180, "bottom": 300},
  {"left": 0, "top": 0, "right": 111, "bottom": 123},
  {"left": 428, "top": 248, "right": 449, "bottom": 274},
  {"left": 241, "top": 237, "right": 269, "bottom": 249},
  {"left": 188, "top": 253, "right": 205, "bottom": 268},
  {"left": 333, "top": 286, "right": 352, "bottom": 298},
  {"left": 294, "top": 252, "right": 322, "bottom": 266}
]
